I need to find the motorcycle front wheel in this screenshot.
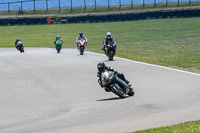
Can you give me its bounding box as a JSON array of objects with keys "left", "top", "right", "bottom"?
[
  {"left": 80, "top": 46, "right": 84, "bottom": 55},
  {"left": 56, "top": 45, "right": 62, "bottom": 53},
  {"left": 111, "top": 84, "right": 126, "bottom": 98},
  {"left": 108, "top": 50, "right": 115, "bottom": 61}
]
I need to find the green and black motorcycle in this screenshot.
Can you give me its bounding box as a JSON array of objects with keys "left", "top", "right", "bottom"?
[{"left": 55, "top": 39, "right": 63, "bottom": 53}]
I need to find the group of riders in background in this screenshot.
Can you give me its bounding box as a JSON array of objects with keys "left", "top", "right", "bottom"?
[
  {"left": 15, "top": 32, "right": 134, "bottom": 98},
  {"left": 15, "top": 32, "right": 115, "bottom": 55}
]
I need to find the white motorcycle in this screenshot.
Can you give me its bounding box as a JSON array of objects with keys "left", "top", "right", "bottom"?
[{"left": 78, "top": 38, "right": 86, "bottom": 55}]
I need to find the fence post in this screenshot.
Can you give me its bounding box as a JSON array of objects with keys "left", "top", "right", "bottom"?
[
  {"left": 21, "top": 1, "right": 23, "bottom": 11},
  {"left": 143, "top": 0, "right": 145, "bottom": 8},
  {"left": 108, "top": 0, "right": 109, "bottom": 9},
  {"left": 34, "top": 0, "right": 35, "bottom": 12},
  {"left": 154, "top": 0, "right": 156, "bottom": 8},
  {"left": 59, "top": 0, "right": 60, "bottom": 12},
  {"left": 8, "top": 2, "right": 10, "bottom": 13},
  {"left": 189, "top": 0, "right": 191, "bottom": 6},
  {"left": 166, "top": 0, "right": 168, "bottom": 7},
  {"left": 119, "top": 0, "right": 121, "bottom": 9},
  {"left": 95, "top": 0, "right": 96, "bottom": 10},
  {"left": 177, "top": 0, "right": 179, "bottom": 7},
  {"left": 46, "top": 0, "right": 48, "bottom": 11},
  {"left": 131, "top": 0, "right": 133, "bottom": 9},
  {"left": 71, "top": 0, "right": 72, "bottom": 11},
  {"left": 84, "top": 0, "right": 86, "bottom": 11}
]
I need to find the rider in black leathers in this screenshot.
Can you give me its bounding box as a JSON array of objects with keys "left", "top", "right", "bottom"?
[
  {"left": 15, "top": 38, "right": 21, "bottom": 50},
  {"left": 97, "top": 62, "right": 130, "bottom": 92},
  {"left": 102, "top": 32, "right": 116, "bottom": 55}
]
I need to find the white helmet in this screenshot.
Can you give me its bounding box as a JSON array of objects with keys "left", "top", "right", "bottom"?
[{"left": 106, "top": 32, "right": 111, "bottom": 38}]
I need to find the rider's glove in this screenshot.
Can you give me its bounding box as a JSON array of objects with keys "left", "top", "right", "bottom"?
[{"left": 114, "top": 71, "right": 118, "bottom": 75}]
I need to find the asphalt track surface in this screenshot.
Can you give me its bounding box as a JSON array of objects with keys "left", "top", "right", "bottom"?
[{"left": 0, "top": 48, "right": 200, "bottom": 133}]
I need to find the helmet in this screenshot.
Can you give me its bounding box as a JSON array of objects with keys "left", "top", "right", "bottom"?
[
  {"left": 79, "top": 32, "right": 83, "bottom": 37},
  {"left": 57, "top": 36, "right": 60, "bottom": 39},
  {"left": 106, "top": 32, "right": 111, "bottom": 39},
  {"left": 16, "top": 38, "right": 20, "bottom": 42},
  {"left": 97, "top": 62, "right": 106, "bottom": 72}
]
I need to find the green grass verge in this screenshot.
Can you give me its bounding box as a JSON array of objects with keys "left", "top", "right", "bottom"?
[
  {"left": 0, "top": 17, "right": 200, "bottom": 71},
  {"left": 0, "top": 1, "right": 200, "bottom": 15},
  {"left": 133, "top": 120, "right": 200, "bottom": 133}
]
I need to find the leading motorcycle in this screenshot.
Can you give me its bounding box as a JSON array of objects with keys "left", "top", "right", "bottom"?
[{"left": 99, "top": 71, "right": 134, "bottom": 98}]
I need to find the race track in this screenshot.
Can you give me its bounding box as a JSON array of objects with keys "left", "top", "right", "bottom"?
[{"left": 0, "top": 48, "right": 200, "bottom": 133}]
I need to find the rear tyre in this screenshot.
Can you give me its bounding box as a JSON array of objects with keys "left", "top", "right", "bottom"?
[{"left": 128, "top": 88, "right": 135, "bottom": 96}]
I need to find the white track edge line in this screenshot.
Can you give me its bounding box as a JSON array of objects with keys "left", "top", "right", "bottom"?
[{"left": 86, "top": 51, "right": 200, "bottom": 77}]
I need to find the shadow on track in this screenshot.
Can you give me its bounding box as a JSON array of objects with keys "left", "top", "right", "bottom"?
[{"left": 96, "top": 97, "right": 126, "bottom": 101}]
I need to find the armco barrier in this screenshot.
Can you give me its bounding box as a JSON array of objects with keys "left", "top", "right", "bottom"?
[{"left": 0, "top": 9, "right": 200, "bottom": 25}]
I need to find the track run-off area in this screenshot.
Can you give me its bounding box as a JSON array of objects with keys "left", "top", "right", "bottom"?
[{"left": 0, "top": 48, "right": 200, "bottom": 133}]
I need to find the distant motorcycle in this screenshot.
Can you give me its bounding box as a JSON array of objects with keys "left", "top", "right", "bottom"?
[
  {"left": 105, "top": 42, "right": 116, "bottom": 61},
  {"left": 100, "top": 71, "right": 134, "bottom": 98},
  {"left": 16, "top": 41, "right": 24, "bottom": 53},
  {"left": 78, "top": 38, "right": 86, "bottom": 55},
  {"left": 55, "top": 39, "right": 63, "bottom": 53}
]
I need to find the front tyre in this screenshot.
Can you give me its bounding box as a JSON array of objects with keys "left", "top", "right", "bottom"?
[
  {"left": 108, "top": 50, "right": 115, "bottom": 61},
  {"left": 111, "top": 84, "right": 126, "bottom": 98},
  {"left": 56, "top": 45, "right": 62, "bottom": 53},
  {"left": 21, "top": 47, "right": 24, "bottom": 53},
  {"left": 80, "top": 46, "right": 84, "bottom": 55},
  {"left": 19, "top": 47, "right": 23, "bottom": 53}
]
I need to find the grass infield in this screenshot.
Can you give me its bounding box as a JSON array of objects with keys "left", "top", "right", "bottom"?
[
  {"left": 0, "top": 17, "right": 200, "bottom": 71},
  {"left": 133, "top": 120, "right": 200, "bottom": 133}
]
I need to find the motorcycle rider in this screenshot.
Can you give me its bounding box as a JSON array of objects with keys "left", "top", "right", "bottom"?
[
  {"left": 54, "top": 35, "right": 63, "bottom": 45},
  {"left": 15, "top": 38, "right": 24, "bottom": 52},
  {"left": 76, "top": 32, "right": 87, "bottom": 49},
  {"left": 15, "top": 38, "right": 21, "bottom": 50},
  {"left": 97, "top": 62, "right": 131, "bottom": 93},
  {"left": 102, "top": 32, "right": 116, "bottom": 55}
]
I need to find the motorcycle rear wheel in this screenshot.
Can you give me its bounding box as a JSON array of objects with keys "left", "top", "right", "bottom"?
[{"left": 128, "top": 88, "right": 135, "bottom": 96}]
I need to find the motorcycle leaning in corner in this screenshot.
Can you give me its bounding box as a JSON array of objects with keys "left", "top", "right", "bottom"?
[
  {"left": 98, "top": 70, "right": 135, "bottom": 98},
  {"left": 16, "top": 41, "right": 24, "bottom": 53}
]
